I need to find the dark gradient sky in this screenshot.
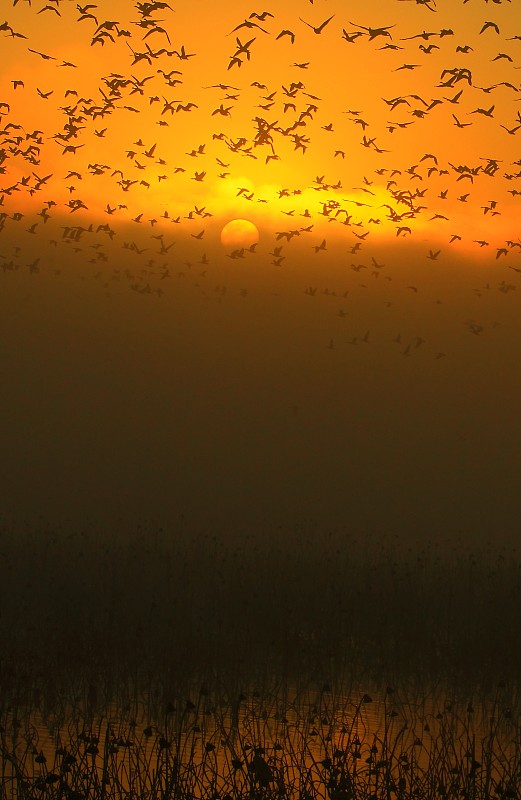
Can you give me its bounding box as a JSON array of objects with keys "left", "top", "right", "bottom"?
[{"left": 2, "top": 231, "right": 520, "bottom": 546}]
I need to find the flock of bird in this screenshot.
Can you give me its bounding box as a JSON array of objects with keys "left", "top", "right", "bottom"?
[{"left": 1, "top": 0, "right": 520, "bottom": 359}]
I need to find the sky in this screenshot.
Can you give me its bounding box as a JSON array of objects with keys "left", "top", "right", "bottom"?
[{"left": 1, "top": 0, "right": 521, "bottom": 548}]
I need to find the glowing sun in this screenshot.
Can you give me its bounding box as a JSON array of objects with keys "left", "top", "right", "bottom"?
[{"left": 220, "top": 219, "right": 259, "bottom": 248}]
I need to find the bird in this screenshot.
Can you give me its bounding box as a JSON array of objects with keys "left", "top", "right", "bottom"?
[
  {"left": 299, "top": 15, "right": 335, "bottom": 35},
  {"left": 349, "top": 22, "right": 395, "bottom": 40},
  {"left": 452, "top": 114, "right": 472, "bottom": 128},
  {"left": 28, "top": 48, "right": 56, "bottom": 60},
  {"left": 229, "top": 19, "right": 268, "bottom": 35},
  {"left": 276, "top": 29, "right": 295, "bottom": 43},
  {"left": 479, "top": 21, "right": 500, "bottom": 35}
]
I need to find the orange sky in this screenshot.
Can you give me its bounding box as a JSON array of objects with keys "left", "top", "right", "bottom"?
[{"left": 1, "top": 0, "right": 520, "bottom": 257}]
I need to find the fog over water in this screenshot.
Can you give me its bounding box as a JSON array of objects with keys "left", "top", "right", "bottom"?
[{"left": 2, "top": 230, "right": 520, "bottom": 547}]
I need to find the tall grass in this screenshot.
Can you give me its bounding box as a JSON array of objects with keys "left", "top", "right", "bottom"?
[
  {"left": 1, "top": 519, "right": 520, "bottom": 691},
  {"left": 1, "top": 676, "right": 521, "bottom": 799}
]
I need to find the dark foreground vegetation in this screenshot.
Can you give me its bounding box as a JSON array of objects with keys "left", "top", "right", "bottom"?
[
  {"left": 2, "top": 674, "right": 521, "bottom": 799},
  {"left": 1, "top": 520, "right": 521, "bottom": 688},
  {"left": 1, "top": 521, "right": 521, "bottom": 797}
]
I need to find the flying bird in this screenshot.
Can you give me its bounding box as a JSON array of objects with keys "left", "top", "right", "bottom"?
[
  {"left": 349, "top": 22, "right": 395, "bottom": 40},
  {"left": 299, "top": 15, "right": 335, "bottom": 34},
  {"left": 276, "top": 29, "right": 295, "bottom": 43}
]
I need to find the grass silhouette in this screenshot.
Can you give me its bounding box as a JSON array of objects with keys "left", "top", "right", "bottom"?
[
  {"left": 1, "top": 520, "right": 520, "bottom": 690},
  {"left": 2, "top": 519, "right": 521, "bottom": 796},
  {"left": 1, "top": 676, "right": 521, "bottom": 799}
]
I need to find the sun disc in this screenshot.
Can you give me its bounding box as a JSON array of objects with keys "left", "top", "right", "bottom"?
[{"left": 220, "top": 219, "right": 259, "bottom": 248}]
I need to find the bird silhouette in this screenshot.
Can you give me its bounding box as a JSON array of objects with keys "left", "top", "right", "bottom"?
[{"left": 299, "top": 15, "right": 335, "bottom": 34}]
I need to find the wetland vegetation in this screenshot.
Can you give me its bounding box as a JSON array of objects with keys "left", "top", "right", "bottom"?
[{"left": 1, "top": 521, "right": 521, "bottom": 798}]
